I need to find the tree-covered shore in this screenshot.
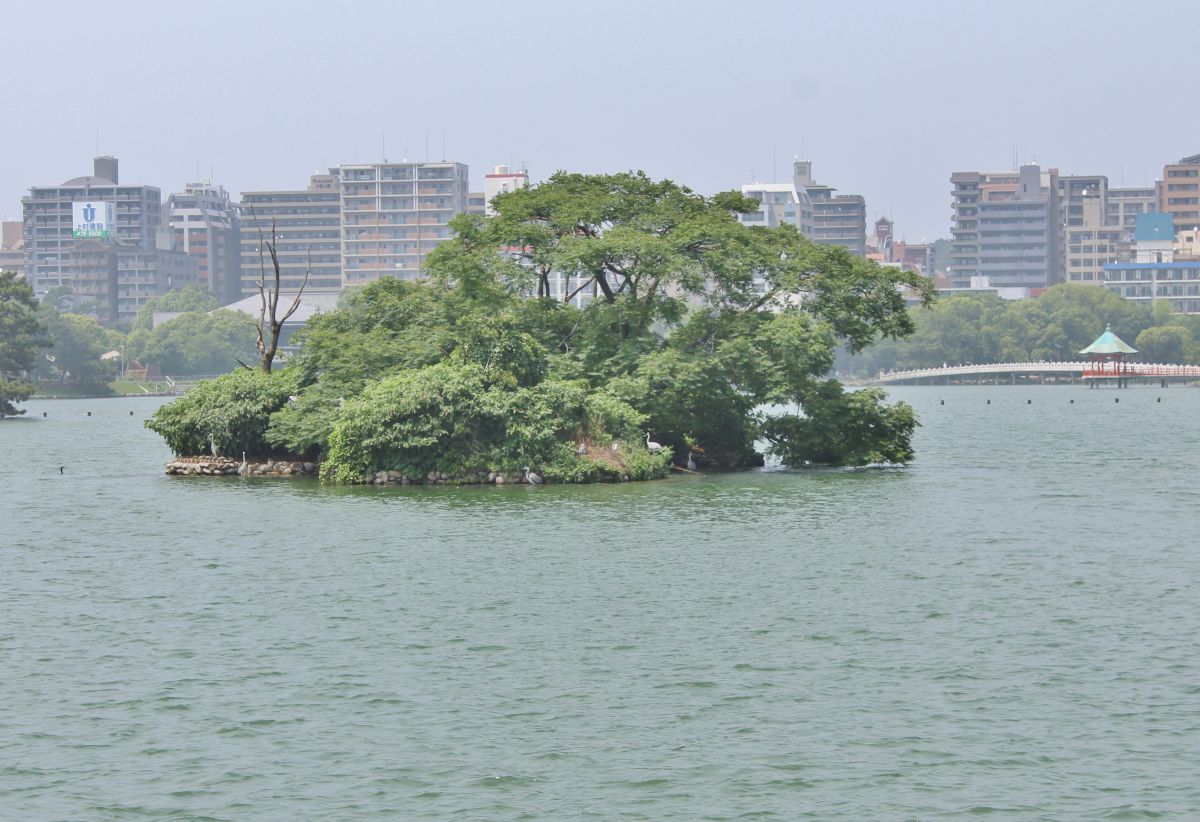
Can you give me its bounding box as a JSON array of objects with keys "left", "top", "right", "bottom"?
[
  {"left": 144, "top": 172, "right": 932, "bottom": 482},
  {"left": 842, "top": 284, "right": 1200, "bottom": 375}
]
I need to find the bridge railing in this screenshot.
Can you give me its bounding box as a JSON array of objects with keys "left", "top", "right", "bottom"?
[{"left": 876, "top": 361, "right": 1200, "bottom": 383}]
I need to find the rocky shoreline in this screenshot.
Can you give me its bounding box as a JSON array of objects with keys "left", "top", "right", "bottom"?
[
  {"left": 164, "top": 456, "right": 318, "bottom": 477},
  {"left": 360, "top": 469, "right": 575, "bottom": 485},
  {"left": 163, "top": 458, "right": 637, "bottom": 484}
]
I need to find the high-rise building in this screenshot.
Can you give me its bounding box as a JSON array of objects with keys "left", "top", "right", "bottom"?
[
  {"left": 467, "top": 192, "right": 487, "bottom": 215},
  {"left": 1158, "top": 153, "right": 1200, "bottom": 237},
  {"left": 167, "top": 182, "right": 241, "bottom": 303},
  {"left": 792, "top": 160, "right": 866, "bottom": 255},
  {"left": 21, "top": 156, "right": 162, "bottom": 297},
  {"left": 1063, "top": 190, "right": 1123, "bottom": 285},
  {"left": 339, "top": 161, "right": 469, "bottom": 285},
  {"left": 237, "top": 172, "right": 343, "bottom": 295},
  {"left": 949, "top": 164, "right": 1060, "bottom": 290},
  {"left": 483, "top": 165, "right": 529, "bottom": 216}
]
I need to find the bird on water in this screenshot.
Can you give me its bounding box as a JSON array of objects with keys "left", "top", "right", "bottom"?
[{"left": 524, "top": 466, "right": 543, "bottom": 485}]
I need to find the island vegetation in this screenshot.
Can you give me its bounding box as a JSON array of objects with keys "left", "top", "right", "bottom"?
[{"left": 145, "top": 171, "right": 934, "bottom": 482}]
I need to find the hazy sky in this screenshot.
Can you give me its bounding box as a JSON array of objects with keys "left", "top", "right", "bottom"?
[{"left": 5, "top": 0, "right": 1197, "bottom": 241}]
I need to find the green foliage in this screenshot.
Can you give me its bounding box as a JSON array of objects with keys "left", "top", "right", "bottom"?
[
  {"left": 38, "top": 310, "right": 121, "bottom": 392},
  {"left": 0, "top": 271, "right": 49, "bottom": 416},
  {"left": 138, "top": 309, "right": 257, "bottom": 375},
  {"left": 1134, "top": 324, "right": 1192, "bottom": 362},
  {"left": 844, "top": 284, "right": 1200, "bottom": 374},
  {"left": 761, "top": 384, "right": 918, "bottom": 467},
  {"left": 320, "top": 362, "right": 666, "bottom": 483},
  {"left": 145, "top": 368, "right": 296, "bottom": 457},
  {"left": 134, "top": 286, "right": 219, "bottom": 330}
]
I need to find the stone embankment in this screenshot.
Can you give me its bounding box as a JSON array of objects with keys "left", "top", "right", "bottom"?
[
  {"left": 363, "top": 470, "right": 566, "bottom": 485},
  {"left": 165, "top": 456, "right": 318, "bottom": 477}
]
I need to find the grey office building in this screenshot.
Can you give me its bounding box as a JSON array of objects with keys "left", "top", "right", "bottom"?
[
  {"left": 167, "top": 182, "right": 242, "bottom": 304},
  {"left": 792, "top": 160, "right": 867, "bottom": 256},
  {"left": 22, "top": 156, "right": 162, "bottom": 296},
  {"left": 950, "top": 164, "right": 1061, "bottom": 290},
  {"left": 21, "top": 156, "right": 202, "bottom": 323}
]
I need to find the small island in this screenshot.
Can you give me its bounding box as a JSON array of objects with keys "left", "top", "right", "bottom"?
[{"left": 144, "top": 172, "right": 931, "bottom": 484}]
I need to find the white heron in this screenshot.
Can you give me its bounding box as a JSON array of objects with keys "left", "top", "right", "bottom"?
[
  {"left": 524, "top": 466, "right": 543, "bottom": 485},
  {"left": 687, "top": 451, "right": 698, "bottom": 471},
  {"left": 644, "top": 432, "right": 663, "bottom": 454},
  {"left": 238, "top": 451, "right": 248, "bottom": 475}
]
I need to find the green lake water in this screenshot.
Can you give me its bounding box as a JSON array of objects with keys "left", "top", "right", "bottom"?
[{"left": 2, "top": 387, "right": 1198, "bottom": 820}]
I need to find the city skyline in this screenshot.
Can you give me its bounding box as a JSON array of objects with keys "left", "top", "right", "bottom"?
[{"left": 4, "top": 0, "right": 1197, "bottom": 242}]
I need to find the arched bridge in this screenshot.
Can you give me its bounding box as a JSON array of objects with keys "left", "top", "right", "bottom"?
[{"left": 875, "top": 361, "right": 1200, "bottom": 386}]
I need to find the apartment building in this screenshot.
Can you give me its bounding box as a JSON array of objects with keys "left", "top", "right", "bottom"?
[
  {"left": 792, "top": 160, "right": 866, "bottom": 255},
  {"left": 167, "top": 182, "right": 241, "bottom": 303},
  {"left": 339, "top": 161, "right": 469, "bottom": 285},
  {"left": 21, "top": 156, "right": 162, "bottom": 296},
  {"left": 949, "top": 164, "right": 1060, "bottom": 290},
  {"left": 1103, "top": 213, "right": 1200, "bottom": 313},
  {"left": 237, "top": 172, "right": 343, "bottom": 295},
  {"left": 1063, "top": 191, "right": 1123, "bottom": 284},
  {"left": 1158, "top": 153, "right": 1200, "bottom": 237}
]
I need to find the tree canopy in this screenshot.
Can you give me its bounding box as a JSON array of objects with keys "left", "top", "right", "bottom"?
[
  {"left": 133, "top": 286, "right": 220, "bottom": 330},
  {"left": 36, "top": 310, "right": 121, "bottom": 393},
  {"left": 0, "top": 271, "right": 49, "bottom": 416},
  {"left": 126, "top": 309, "right": 258, "bottom": 375},
  {"left": 149, "top": 171, "right": 935, "bottom": 481},
  {"left": 844, "top": 284, "right": 1200, "bottom": 374}
]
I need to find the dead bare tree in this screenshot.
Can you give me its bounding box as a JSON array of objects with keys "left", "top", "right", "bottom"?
[{"left": 252, "top": 215, "right": 310, "bottom": 372}]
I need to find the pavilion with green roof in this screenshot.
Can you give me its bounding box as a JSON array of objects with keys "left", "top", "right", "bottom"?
[{"left": 1080, "top": 324, "right": 1137, "bottom": 387}]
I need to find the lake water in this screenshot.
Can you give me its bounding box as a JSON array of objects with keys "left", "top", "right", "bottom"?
[{"left": 2, "top": 387, "right": 1199, "bottom": 820}]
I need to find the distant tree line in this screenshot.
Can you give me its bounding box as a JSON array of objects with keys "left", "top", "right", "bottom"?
[{"left": 841, "top": 284, "right": 1200, "bottom": 375}]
